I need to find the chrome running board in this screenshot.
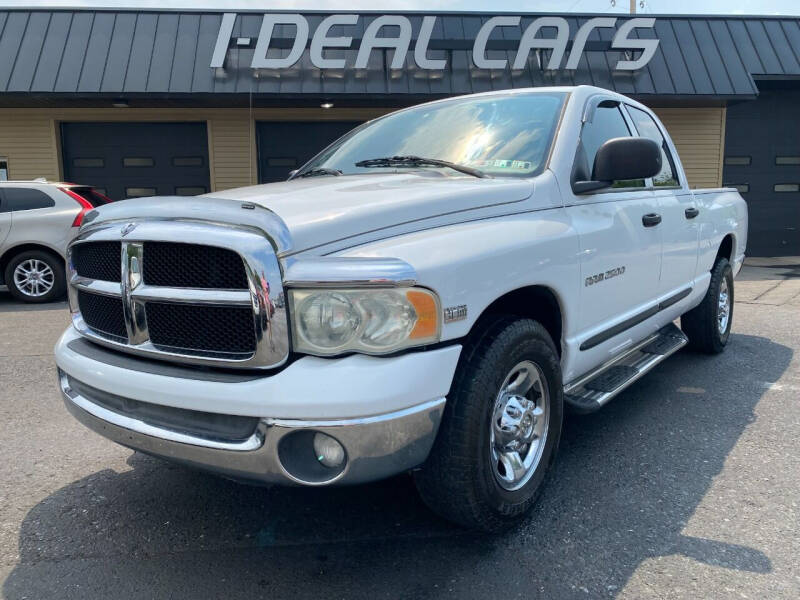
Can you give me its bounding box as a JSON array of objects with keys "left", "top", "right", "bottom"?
[{"left": 564, "top": 323, "right": 688, "bottom": 413}]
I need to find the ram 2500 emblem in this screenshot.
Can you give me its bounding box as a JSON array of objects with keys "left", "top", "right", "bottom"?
[
  {"left": 585, "top": 266, "right": 626, "bottom": 287},
  {"left": 444, "top": 305, "right": 468, "bottom": 323}
]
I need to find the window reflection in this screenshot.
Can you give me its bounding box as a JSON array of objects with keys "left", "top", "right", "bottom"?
[{"left": 303, "top": 93, "right": 566, "bottom": 178}]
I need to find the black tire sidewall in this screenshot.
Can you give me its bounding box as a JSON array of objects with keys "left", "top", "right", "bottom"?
[
  {"left": 702, "top": 258, "right": 734, "bottom": 352},
  {"left": 472, "top": 322, "right": 563, "bottom": 518},
  {"left": 5, "top": 250, "right": 66, "bottom": 303}
]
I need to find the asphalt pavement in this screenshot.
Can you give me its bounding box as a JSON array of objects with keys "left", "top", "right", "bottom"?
[{"left": 1, "top": 261, "right": 799, "bottom": 599}]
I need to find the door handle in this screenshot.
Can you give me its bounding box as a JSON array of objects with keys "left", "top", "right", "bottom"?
[
  {"left": 642, "top": 213, "right": 662, "bottom": 227},
  {"left": 685, "top": 207, "right": 700, "bottom": 219}
]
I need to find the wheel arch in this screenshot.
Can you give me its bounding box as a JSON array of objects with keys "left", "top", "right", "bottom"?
[
  {"left": 468, "top": 285, "right": 565, "bottom": 356},
  {"left": 716, "top": 233, "right": 735, "bottom": 264}
]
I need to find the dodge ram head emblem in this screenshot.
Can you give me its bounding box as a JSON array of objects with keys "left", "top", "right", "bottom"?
[{"left": 120, "top": 222, "right": 137, "bottom": 237}]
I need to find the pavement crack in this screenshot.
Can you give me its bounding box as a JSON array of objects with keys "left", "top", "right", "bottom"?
[{"left": 751, "top": 279, "right": 784, "bottom": 301}]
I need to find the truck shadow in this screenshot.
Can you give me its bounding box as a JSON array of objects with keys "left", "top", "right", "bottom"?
[{"left": 2, "top": 333, "right": 790, "bottom": 599}]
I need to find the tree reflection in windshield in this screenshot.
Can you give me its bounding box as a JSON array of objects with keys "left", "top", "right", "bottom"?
[{"left": 300, "top": 92, "right": 567, "bottom": 179}]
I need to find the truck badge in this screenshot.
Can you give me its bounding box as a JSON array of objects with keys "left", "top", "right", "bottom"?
[
  {"left": 444, "top": 305, "right": 468, "bottom": 323},
  {"left": 585, "top": 266, "right": 626, "bottom": 287},
  {"left": 120, "top": 222, "right": 137, "bottom": 237}
]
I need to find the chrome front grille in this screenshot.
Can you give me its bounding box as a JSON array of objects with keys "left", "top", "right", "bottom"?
[
  {"left": 77, "top": 290, "right": 127, "bottom": 342},
  {"left": 142, "top": 242, "right": 249, "bottom": 289},
  {"left": 72, "top": 241, "right": 122, "bottom": 282},
  {"left": 145, "top": 301, "right": 256, "bottom": 357},
  {"left": 67, "top": 220, "right": 289, "bottom": 369}
]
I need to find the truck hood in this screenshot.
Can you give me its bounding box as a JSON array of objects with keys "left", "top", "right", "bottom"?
[
  {"left": 86, "top": 172, "right": 534, "bottom": 255},
  {"left": 206, "top": 172, "right": 533, "bottom": 254}
]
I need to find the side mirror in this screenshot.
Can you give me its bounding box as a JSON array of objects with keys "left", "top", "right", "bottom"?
[
  {"left": 573, "top": 137, "right": 662, "bottom": 194},
  {"left": 287, "top": 169, "right": 299, "bottom": 180}
]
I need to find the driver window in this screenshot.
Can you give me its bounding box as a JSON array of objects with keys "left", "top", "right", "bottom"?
[{"left": 578, "top": 103, "right": 645, "bottom": 189}]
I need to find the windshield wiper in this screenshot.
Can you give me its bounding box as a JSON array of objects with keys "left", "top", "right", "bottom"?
[
  {"left": 354, "top": 155, "right": 489, "bottom": 179},
  {"left": 296, "top": 167, "right": 342, "bottom": 179}
]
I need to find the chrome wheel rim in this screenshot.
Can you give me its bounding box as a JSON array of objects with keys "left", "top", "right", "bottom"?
[
  {"left": 718, "top": 277, "right": 730, "bottom": 334},
  {"left": 13, "top": 259, "right": 55, "bottom": 297},
  {"left": 489, "top": 360, "right": 549, "bottom": 491}
]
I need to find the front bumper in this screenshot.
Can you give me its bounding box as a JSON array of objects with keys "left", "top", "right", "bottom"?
[
  {"left": 60, "top": 371, "right": 445, "bottom": 485},
  {"left": 55, "top": 328, "right": 461, "bottom": 485}
]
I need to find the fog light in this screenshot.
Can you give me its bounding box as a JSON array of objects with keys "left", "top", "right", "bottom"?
[{"left": 313, "top": 432, "right": 345, "bottom": 468}]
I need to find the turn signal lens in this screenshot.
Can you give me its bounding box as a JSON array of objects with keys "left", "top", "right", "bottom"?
[
  {"left": 407, "top": 290, "right": 438, "bottom": 339},
  {"left": 289, "top": 287, "right": 441, "bottom": 356}
]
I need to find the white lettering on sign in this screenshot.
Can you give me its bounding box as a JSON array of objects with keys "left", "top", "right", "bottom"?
[
  {"left": 613, "top": 18, "right": 659, "bottom": 70},
  {"left": 211, "top": 13, "right": 659, "bottom": 72},
  {"left": 473, "top": 16, "right": 520, "bottom": 69},
  {"left": 310, "top": 14, "right": 358, "bottom": 69},
  {"left": 251, "top": 14, "right": 308, "bottom": 69},
  {"left": 513, "top": 17, "right": 569, "bottom": 70},
  {"left": 565, "top": 17, "right": 617, "bottom": 70},
  {"left": 355, "top": 15, "right": 413, "bottom": 69},
  {"left": 415, "top": 16, "right": 447, "bottom": 70}
]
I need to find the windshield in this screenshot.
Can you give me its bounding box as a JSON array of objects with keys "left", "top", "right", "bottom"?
[{"left": 299, "top": 92, "right": 567, "bottom": 179}]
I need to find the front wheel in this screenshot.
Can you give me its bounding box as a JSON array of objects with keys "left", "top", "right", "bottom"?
[
  {"left": 414, "top": 317, "right": 563, "bottom": 532},
  {"left": 681, "top": 257, "right": 734, "bottom": 354}
]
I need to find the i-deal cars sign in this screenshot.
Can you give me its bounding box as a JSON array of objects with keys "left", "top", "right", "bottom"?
[{"left": 211, "top": 14, "right": 659, "bottom": 72}]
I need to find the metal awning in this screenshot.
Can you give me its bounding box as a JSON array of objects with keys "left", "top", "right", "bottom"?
[{"left": 0, "top": 10, "right": 798, "bottom": 101}]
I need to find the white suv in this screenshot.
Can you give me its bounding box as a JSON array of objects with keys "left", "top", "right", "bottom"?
[{"left": 0, "top": 180, "right": 112, "bottom": 303}]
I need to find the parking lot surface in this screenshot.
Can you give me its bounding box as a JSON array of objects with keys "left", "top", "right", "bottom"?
[{"left": 1, "top": 262, "right": 799, "bottom": 599}]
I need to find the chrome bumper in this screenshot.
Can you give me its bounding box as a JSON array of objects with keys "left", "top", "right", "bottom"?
[{"left": 60, "top": 372, "right": 445, "bottom": 486}]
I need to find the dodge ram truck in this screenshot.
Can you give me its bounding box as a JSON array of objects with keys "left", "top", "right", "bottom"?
[{"left": 55, "top": 86, "right": 747, "bottom": 531}]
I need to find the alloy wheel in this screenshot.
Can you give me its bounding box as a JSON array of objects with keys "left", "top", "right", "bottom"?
[
  {"left": 489, "top": 360, "right": 550, "bottom": 491},
  {"left": 718, "top": 277, "right": 731, "bottom": 334},
  {"left": 13, "top": 259, "right": 55, "bottom": 298}
]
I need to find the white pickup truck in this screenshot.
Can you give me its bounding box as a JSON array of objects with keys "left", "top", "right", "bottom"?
[{"left": 55, "top": 85, "right": 747, "bottom": 531}]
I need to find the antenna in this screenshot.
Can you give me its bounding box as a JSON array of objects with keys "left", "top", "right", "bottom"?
[{"left": 249, "top": 81, "right": 254, "bottom": 185}]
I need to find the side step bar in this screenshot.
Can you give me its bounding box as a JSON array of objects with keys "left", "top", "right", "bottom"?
[{"left": 564, "top": 323, "right": 688, "bottom": 413}]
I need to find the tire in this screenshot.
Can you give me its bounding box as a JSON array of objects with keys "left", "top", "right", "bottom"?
[
  {"left": 414, "top": 317, "right": 563, "bottom": 532},
  {"left": 681, "top": 257, "right": 733, "bottom": 354},
  {"left": 4, "top": 249, "right": 66, "bottom": 303}
]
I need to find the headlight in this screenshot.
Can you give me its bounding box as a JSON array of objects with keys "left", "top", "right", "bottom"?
[{"left": 289, "top": 287, "right": 440, "bottom": 356}]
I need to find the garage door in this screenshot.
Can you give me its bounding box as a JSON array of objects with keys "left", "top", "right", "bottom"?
[
  {"left": 723, "top": 87, "right": 800, "bottom": 257},
  {"left": 61, "top": 122, "right": 210, "bottom": 201},
  {"left": 257, "top": 121, "right": 362, "bottom": 183}
]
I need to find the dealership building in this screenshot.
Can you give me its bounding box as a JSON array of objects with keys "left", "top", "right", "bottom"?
[{"left": 0, "top": 8, "right": 798, "bottom": 256}]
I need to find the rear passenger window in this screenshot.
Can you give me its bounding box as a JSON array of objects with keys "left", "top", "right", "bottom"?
[
  {"left": 578, "top": 102, "right": 644, "bottom": 189},
  {"left": 3, "top": 187, "right": 55, "bottom": 211},
  {"left": 626, "top": 106, "right": 680, "bottom": 187}
]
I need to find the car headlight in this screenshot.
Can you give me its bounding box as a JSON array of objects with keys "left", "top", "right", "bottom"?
[{"left": 289, "top": 287, "right": 440, "bottom": 356}]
